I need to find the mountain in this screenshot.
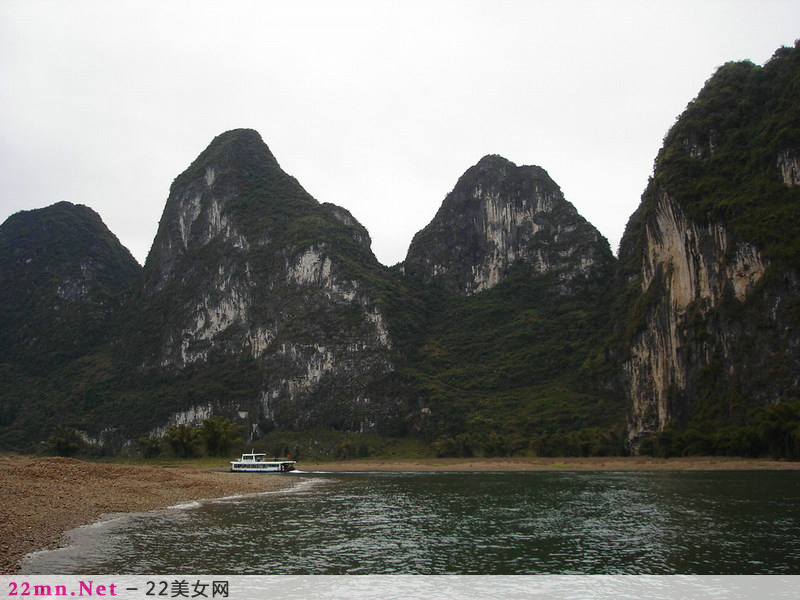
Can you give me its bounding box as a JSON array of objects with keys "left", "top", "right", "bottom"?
[
  {"left": 117, "top": 129, "right": 409, "bottom": 439},
  {"left": 0, "top": 202, "right": 139, "bottom": 368},
  {"left": 0, "top": 135, "right": 625, "bottom": 454},
  {"left": 2, "top": 43, "right": 798, "bottom": 457},
  {"left": 618, "top": 42, "right": 800, "bottom": 454},
  {"left": 405, "top": 155, "right": 613, "bottom": 296},
  {"left": 0, "top": 202, "right": 140, "bottom": 446},
  {"left": 115, "top": 134, "right": 624, "bottom": 452},
  {"left": 402, "top": 156, "right": 624, "bottom": 454}
]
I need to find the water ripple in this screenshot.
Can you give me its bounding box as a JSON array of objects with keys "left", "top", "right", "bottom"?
[{"left": 21, "top": 471, "right": 800, "bottom": 575}]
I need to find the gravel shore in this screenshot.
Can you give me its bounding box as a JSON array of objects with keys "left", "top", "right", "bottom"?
[
  {"left": 0, "top": 456, "right": 294, "bottom": 574},
  {"left": 3, "top": 454, "right": 797, "bottom": 573}
]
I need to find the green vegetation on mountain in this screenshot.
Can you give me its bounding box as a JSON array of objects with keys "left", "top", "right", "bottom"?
[
  {"left": 642, "top": 42, "right": 800, "bottom": 267},
  {"left": 2, "top": 44, "right": 800, "bottom": 459},
  {"left": 0, "top": 203, "right": 140, "bottom": 450},
  {"left": 400, "top": 266, "right": 624, "bottom": 455},
  {"left": 616, "top": 41, "right": 800, "bottom": 457},
  {"left": 639, "top": 398, "right": 800, "bottom": 460},
  {"left": 0, "top": 202, "right": 140, "bottom": 370}
]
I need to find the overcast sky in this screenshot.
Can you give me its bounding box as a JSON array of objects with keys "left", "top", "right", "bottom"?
[{"left": 1, "top": 1, "right": 798, "bottom": 266}]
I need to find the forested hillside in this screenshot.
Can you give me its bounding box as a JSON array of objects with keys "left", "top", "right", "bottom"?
[{"left": 1, "top": 42, "right": 799, "bottom": 460}]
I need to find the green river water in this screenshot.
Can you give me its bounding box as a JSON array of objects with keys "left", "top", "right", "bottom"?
[{"left": 22, "top": 470, "right": 800, "bottom": 574}]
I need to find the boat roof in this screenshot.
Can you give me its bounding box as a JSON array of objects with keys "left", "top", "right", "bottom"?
[{"left": 232, "top": 453, "right": 295, "bottom": 462}]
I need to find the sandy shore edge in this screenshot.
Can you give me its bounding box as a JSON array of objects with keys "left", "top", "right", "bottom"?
[
  {"left": 2, "top": 454, "right": 798, "bottom": 573},
  {"left": 0, "top": 456, "right": 295, "bottom": 574}
]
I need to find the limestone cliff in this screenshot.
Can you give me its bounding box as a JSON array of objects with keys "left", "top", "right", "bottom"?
[
  {"left": 622, "top": 189, "right": 772, "bottom": 443},
  {"left": 401, "top": 155, "right": 624, "bottom": 444},
  {"left": 132, "top": 129, "right": 399, "bottom": 437},
  {"left": 4, "top": 46, "right": 798, "bottom": 455},
  {"left": 620, "top": 43, "right": 800, "bottom": 448},
  {"left": 405, "top": 155, "right": 613, "bottom": 296}
]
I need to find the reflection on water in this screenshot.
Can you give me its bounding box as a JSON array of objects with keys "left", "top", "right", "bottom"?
[{"left": 22, "top": 471, "right": 800, "bottom": 574}]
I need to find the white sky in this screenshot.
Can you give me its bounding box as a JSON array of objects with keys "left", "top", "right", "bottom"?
[{"left": 1, "top": 1, "right": 798, "bottom": 266}]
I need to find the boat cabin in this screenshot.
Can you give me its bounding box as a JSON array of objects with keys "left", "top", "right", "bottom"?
[{"left": 230, "top": 452, "right": 296, "bottom": 473}]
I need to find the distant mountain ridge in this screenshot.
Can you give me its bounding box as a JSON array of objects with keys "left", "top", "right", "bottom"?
[{"left": 1, "top": 41, "right": 799, "bottom": 457}]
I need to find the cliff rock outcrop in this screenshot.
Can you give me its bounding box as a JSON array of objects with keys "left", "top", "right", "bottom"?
[
  {"left": 402, "top": 155, "right": 623, "bottom": 442},
  {"left": 405, "top": 155, "right": 613, "bottom": 295},
  {"left": 623, "top": 189, "right": 771, "bottom": 442},
  {"left": 132, "top": 129, "right": 398, "bottom": 436},
  {"left": 620, "top": 43, "right": 800, "bottom": 448}
]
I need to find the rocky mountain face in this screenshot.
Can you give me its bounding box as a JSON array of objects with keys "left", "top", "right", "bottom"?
[
  {"left": 619, "top": 43, "right": 800, "bottom": 449},
  {"left": 0, "top": 134, "right": 625, "bottom": 452},
  {"left": 620, "top": 191, "right": 773, "bottom": 445},
  {"left": 405, "top": 155, "right": 614, "bottom": 296},
  {"left": 127, "top": 129, "right": 401, "bottom": 437},
  {"left": 403, "top": 156, "right": 623, "bottom": 449}
]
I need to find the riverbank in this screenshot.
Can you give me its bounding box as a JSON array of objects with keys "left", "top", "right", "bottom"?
[
  {"left": 3, "top": 454, "right": 798, "bottom": 573},
  {"left": 0, "top": 455, "right": 294, "bottom": 574},
  {"left": 300, "top": 455, "right": 800, "bottom": 472}
]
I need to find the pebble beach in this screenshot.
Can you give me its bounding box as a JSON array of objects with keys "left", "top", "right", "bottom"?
[{"left": 0, "top": 456, "right": 293, "bottom": 574}]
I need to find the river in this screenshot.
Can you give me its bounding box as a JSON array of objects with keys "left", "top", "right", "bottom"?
[{"left": 22, "top": 470, "right": 800, "bottom": 574}]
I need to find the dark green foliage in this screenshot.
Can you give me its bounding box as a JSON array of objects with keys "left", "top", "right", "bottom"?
[
  {"left": 47, "top": 425, "right": 87, "bottom": 457},
  {"left": 650, "top": 42, "right": 800, "bottom": 267},
  {"left": 405, "top": 265, "right": 625, "bottom": 445},
  {"left": 158, "top": 418, "right": 243, "bottom": 458},
  {"left": 136, "top": 436, "right": 163, "bottom": 459},
  {"left": 639, "top": 399, "right": 800, "bottom": 460},
  {"left": 253, "top": 428, "right": 430, "bottom": 461},
  {"left": 198, "top": 416, "right": 242, "bottom": 457},
  {"left": 529, "top": 427, "right": 626, "bottom": 457},
  {"left": 164, "top": 424, "right": 201, "bottom": 459},
  {"left": 334, "top": 439, "right": 370, "bottom": 460},
  {"left": 433, "top": 434, "right": 476, "bottom": 458},
  {"left": 0, "top": 202, "right": 140, "bottom": 372}
]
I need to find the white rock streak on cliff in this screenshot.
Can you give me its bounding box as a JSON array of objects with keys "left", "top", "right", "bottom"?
[
  {"left": 627, "top": 190, "right": 768, "bottom": 443},
  {"left": 148, "top": 142, "right": 396, "bottom": 436},
  {"left": 778, "top": 149, "right": 800, "bottom": 187},
  {"left": 406, "top": 157, "right": 611, "bottom": 297}
]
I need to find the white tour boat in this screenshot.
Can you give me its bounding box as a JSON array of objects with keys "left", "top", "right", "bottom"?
[{"left": 230, "top": 452, "right": 297, "bottom": 473}]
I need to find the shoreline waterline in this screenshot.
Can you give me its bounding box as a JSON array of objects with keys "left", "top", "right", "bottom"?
[
  {"left": 0, "top": 456, "right": 297, "bottom": 574},
  {"left": 299, "top": 455, "right": 800, "bottom": 472},
  {"left": 19, "top": 476, "right": 325, "bottom": 574},
  {"left": 2, "top": 455, "right": 798, "bottom": 573},
  {"left": 18, "top": 469, "right": 800, "bottom": 575}
]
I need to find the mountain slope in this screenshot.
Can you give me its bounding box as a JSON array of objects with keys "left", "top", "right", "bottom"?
[
  {"left": 405, "top": 155, "right": 613, "bottom": 296},
  {"left": 618, "top": 42, "right": 800, "bottom": 452},
  {"left": 402, "top": 156, "right": 624, "bottom": 453},
  {"left": 0, "top": 202, "right": 140, "bottom": 447},
  {"left": 118, "top": 129, "right": 404, "bottom": 439},
  {"left": 0, "top": 201, "right": 140, "bottom": 369}
]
